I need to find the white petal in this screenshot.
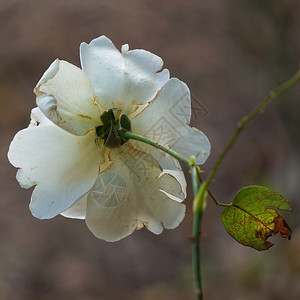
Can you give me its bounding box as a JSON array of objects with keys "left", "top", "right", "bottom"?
[
  {"left": 160, "top": 161, "right": 187, "bottom": 200},
  {"left": 131, "top": 78, "right": 211, "bottom": 165},
  {"left": 85, "top": 147, "right": 185, "bottom": 242},
  {"left": 60, "top": 193, "right": 87, "bottom": 220},
  {"left": 173, "top": 126, "right": 210, "bottom": 164},
  {"left": 86, "top": 172, "right": 136, "bottom": 241},
  {"left": 125, "top": 140, "right": 187, "bottom": 198},
  {"left": 80, "top": 36, "right": 170, "bottom": 114},
  {"left": 8, "top": 122, "right": 103, "bottom": 219},
  {"left": 138, "top": 174, "right": 186, "bottom": 234},
  {"left": 36, "top": 59, "right": 59, "bottom": 86},
  {"left": 35, "top": 59, "right": 101, "bottom": 135},
  {"left": 28, "top": 107, "right": 52, "bottom": 127}
]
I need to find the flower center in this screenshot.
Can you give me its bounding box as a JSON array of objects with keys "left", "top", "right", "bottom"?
[{"left": 95, "top": 109, "right": 131, "bottom": 149}]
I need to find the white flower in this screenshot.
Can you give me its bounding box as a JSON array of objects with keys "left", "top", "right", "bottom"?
[{"left": 8, "top": 36, "right": 210, "bottom": 242}]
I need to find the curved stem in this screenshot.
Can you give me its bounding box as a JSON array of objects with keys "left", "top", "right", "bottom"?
[
  {"left": 119, "top": 131, "right": 219, "bottom": 199},
  {"left": 119, "top": 131, "right": 190, "bottom": 166},
  {"left": 121, "top": 129, "right": 218, "bottom": 201},
  {"left": 194, "top": 68, "right": 300, "bottom": 213},
  {"left": 189, "top": 69, "right": 300, "bottom": 298},
  {"left": 206, "top": 69, "right": 300, "bottom": 189}
]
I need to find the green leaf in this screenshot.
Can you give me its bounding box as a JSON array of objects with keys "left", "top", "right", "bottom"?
[{"left": 222, "top": 185, "right": 292, "bottom": 251}]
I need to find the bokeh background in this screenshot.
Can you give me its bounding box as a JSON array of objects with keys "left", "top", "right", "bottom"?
[{"left": 1, "top": 0, "right": 299, "bottom": 299}]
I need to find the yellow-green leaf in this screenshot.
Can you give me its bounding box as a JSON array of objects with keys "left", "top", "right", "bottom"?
[{"left": 222, "top": 185, "right": 292, "bottom": 251}]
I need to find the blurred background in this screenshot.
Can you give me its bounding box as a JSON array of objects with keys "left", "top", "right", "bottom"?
[{"left": 0, "top": 0, "right": 299, "bottom": 299}]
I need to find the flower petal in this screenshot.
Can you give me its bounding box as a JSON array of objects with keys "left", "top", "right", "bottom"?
[
  {"left": 131, "top": 78, "right": 210, "bottom": 165},
  {"left": 137, "top": 172, "right": 186, "bottom": 235},
  {"left": 85, "top": 146, "right": 185, "bottom": 242},
  {"left": 86, "top": 172, "right": 137, "bottom": 241},
  {"left": 160, "top": 164, "right": 187, "bottom": 200},
  {"left": 35, "top": 59, "right": 101, "bottom": 135},
  {"left": 80, "top": 36, "right": 170, "bottom": 114},
  {"left": 173, "top": 126, "right": 210, "bottom": 164},
  {"left": 124, "top": 140, "right": 187, "bottom": 198},
  {"left": 60, "top": 193, "right": 87, "bottom": 220},
  {"left": 8, "top": 111, "right": 103, "bottom": 219},
  {"left": 28, "top": 107, "right": 52, "bottom": 127}
]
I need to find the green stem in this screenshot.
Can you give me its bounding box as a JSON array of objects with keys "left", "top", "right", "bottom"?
[
  {"left": 119, "top": 131, "right": 190, "bottom": 166},
  {"left": 192, "top": 211, "right": 202, "bottom": 299},
  {"left": 120, "top": 130, "right": 226, "bottom": 204},
  {"left": 207, "top": 69, "right": 300, "bottom": 189},
  {"left": 190, "top": 159, "right": 203, "bottom": 299},
  {"left": 194, "top": 68, "right": 300, "bottom": 213}
]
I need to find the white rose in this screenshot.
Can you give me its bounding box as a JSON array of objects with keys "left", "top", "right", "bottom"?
[{"left": 8, "top": 36, "right": 210, "bottom": 241}]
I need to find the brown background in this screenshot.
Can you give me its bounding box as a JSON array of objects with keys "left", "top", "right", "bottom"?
[{"left": 0, "top": 0, "right": 299, "bottom": 299}]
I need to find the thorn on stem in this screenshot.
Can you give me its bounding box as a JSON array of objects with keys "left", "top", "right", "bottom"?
[
  {"left": 196, "top": 288, "right": 202, "bottom": 298},
  {"left": 188, "top": 235, "right": 195, "bottom": 243}
]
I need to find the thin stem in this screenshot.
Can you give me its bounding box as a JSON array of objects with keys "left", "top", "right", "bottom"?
[
  {"left": 119, "top": 131, "right": 190, "bottom": 166},
  {"left": 194, "top": 68, "right": 300, "bottom": 213},
  {"left": 205, "top": 69, "right": 300, "bottom": 189},
  {"left": 190, "top": 69, "right": 300, "bottom": 298},
  {"left": 192, "top": 211, "right": 202, "bottom": 299},
  {"left": 190, "top": 159, "right": 203, "bottom": 299}
]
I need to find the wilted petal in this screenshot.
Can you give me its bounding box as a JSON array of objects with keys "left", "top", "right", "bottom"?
[
  {"left": 8, "top": 114, "right": 103, "bottom": 219},
  {"left": 80, "top": 36, "right": 170, "bottom": 114},
  {"left": 131, "top": 78, "right": 210, "bottom": 165},
  {"left": 35, "top": 59, "right": 101, "bottom": 135},
  {"left": 85, "top": 147, "right": 185, "bottom": 242}
]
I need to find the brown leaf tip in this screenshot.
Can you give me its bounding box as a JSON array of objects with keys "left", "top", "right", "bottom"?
[{"left": 273, "top": 214, "right": 292, "bottom": 240}]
